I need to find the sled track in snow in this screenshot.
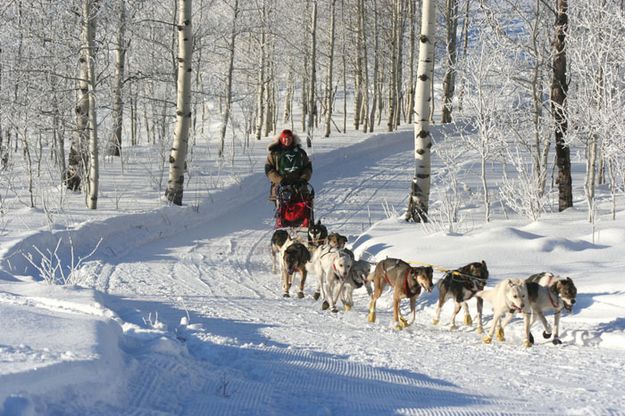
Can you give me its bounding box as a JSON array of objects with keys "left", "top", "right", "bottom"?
[{"left": 117, "top": 342, "right": 533, "bottom": 416}]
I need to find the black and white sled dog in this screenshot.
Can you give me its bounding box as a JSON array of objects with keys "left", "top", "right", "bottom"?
[
  {"left": 339, "top": 259, "right": 373, "bottom": 311},
  {"left": 524, "top": 272, "right": 577, "bottom": 345},
  {"left": 270, "top": 229, "right": 292, "bottom": 274},
  {"left": 476, "top": 278, "right": 532, "bottom": 347},
  {"left": 432, "top": 261, "right": 489, "bottom": 333},
  {"left": 307, "top": 220, "right": 328, "bottom": 248},
  {"left": 281, "top": 242, "right": 311, "bottom": 298}
]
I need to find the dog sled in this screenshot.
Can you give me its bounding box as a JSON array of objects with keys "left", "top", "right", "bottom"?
[{"left": 274, "top": 183, "right": 315, "bottom": 231}]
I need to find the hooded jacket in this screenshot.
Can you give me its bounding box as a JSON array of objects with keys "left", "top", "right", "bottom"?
[{"left": 265, "top": 132, "right": 312, "bottom": 201}]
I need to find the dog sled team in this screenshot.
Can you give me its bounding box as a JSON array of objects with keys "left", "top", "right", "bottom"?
[
  {"left": 264, "top": 129, "right": 577, "bottom": 348},
  {"left": 270, "top": 220, "right": 578, "bottom": 348}
]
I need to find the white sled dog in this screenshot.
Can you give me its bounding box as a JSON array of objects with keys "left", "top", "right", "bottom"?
[
  {"left": 476, "top": 278, "right": 532, "bottom": 347},
  {"left": 308, "top": 245, "right": 353, "bottom": 312},
  {"left": 524, "top": 272, "right": 577, "bottom": 345}
]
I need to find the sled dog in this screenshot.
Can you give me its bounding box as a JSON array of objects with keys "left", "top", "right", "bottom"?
[
  {"left": 327, "top": 232, "right": 348, "bottom": 249},
  {"left": 339, "top": 259, "right": 373, "bottom": 311},
  {"left": 476, "top": 279, "right": 531, "bottom": 347},
  {"left": 308, "top": 220, "right": 328, "bottom": 248},
  {"left": 525, "top": 272, "right": 577, "bottom": 345},
  {"left": 432, "top": 261, "right": 489, "bottom": 333},
  {"left": 367, "top": 258, "right": 434, "bottom": 330},
  {"left": 270, "top": 229, "right": 291, "bottom": 274},
  {"left": 281, "top": 242, "right": 311, "bottom": 298},
  {"left": 310, "top": 247, "right": 353, "bottom": 312}
]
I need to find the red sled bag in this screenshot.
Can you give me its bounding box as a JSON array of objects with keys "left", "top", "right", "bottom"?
[
  {"left": 278, "top": 201, "right": 310, "bottom": 228},
  {"left": 275, "top": 183, "right": 314, "bottom": 228}
]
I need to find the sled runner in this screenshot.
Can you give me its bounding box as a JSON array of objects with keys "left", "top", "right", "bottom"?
[{"left": 274, "top": 183, "right": 315, "bottom": 230}]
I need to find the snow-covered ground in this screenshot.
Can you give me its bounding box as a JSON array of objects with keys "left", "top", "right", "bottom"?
[{"left": 1, "top": 126, "right": 625, "bottom": 415}]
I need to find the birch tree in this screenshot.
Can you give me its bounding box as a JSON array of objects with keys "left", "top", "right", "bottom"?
[
  {"left": 368, "top": 0, "right": 381, "bottom": 132},
  {"left": 406, "top": 0, "right": 417, "bottom": 124},
  {"left": 107, "top": 0, "right": 127, "bottom": 157},
  {"left": 441, "top": 0, "right": 459, "bottom": 123},
  {"left": 306, "top": 0, "right": 317, "bottom": 148},
  {"left": 165, "top": 0, "right": 193, "bottom": 206},
  {"left": 358, "top": 0, "right": 369, "bottom": 133},
  {"left": 67, "top": 0, "right": 96, "bottom": 192},
  {"left": 323, "top": 0, "right": 337, "bottom": 137},
  {"left": 406, "top": 0, "right": 436, "bottom": 222},
  {"left": 254, "top": 1, "right": 267, "bottom": 141},
  {"left": 386, "top": 0, "right": 399, "bottom": 132},
  {"left": 219, "top": 0, "right": 239, "bottom": 157},
  {"left": 83, "top": 0, "right": 100, "bottom": 209}
]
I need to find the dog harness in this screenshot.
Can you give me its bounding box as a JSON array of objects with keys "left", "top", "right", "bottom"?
[
  {"left": 404, "top": 270, "right": 421, "bottom": 297},
  {"left": 381, "top": 261, "right": 421, "bottom": 297},
  {"left": 544, "top": 274, "right": 560, "bottom": 309},
  {"left": 548, "top": 285, "right": 560, "bottom": 309}
]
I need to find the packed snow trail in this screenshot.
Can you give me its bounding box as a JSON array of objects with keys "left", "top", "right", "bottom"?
[{"left": 70, "top": 131, "right": 625, "bottom": 415}]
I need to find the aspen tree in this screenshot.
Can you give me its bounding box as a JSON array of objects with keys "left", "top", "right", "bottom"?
[
  {"left": 83, "top": 0, "right": 100, "bottom": 209},
  {"left": 368, "top": 0, "right": 380, "bottom": 132},
  {"left": 394, "top": 0, "right": 404, "bottom": 128},
  {"left": 255, "top": 1, "right": 267, "bottom": 141},
  {"left": 108, "top": 0, "right": 127, "bottom": 157},
  {"left": 441, "top": 0, "right": 459, "bottom": 123},
  {"left": 387, "top": 1, "right": 398, "bottom": 132},
  {"left": 219, "top": 0, "right": 239, "bottom": 158},
  {"left": 306, "top": 0, "right": 317, "bottom": 148},
  {"left": 407, "top": 0, "right": 417, "bottom": 124},
  {"left": 324, "top": 0, "right": 337, "bottom": 138},
  {"left": 165, "top": 0, "right": 193, "bottom": 205},
  {"left": 67, "top": 0, "right": 95, "bottom": 192},
  {"left": 406, "top": 0, "right": 436, "bottom": 222},
  {"left": 358, "top": 0, "right": 369, "bottom": 133}
]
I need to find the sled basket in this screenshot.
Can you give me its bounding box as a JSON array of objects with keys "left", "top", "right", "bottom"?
[{"left": 275, "top": 183, "right": 314, "bottom": 229}]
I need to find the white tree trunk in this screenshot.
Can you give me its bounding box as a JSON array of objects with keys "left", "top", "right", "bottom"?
[
  {"left": 68, "top": 0, "right": 93, "bottom": 192},
  {"left": 254, "top": 1, "right": 266, "bottom": 141},
  {"left": 368, "top": 0, "right": 380, "bottom": 132},
  {"left": 358, "top": 0, "right": 369, "bottom": 133},
  {"left": 323, "top": 0, "right": 336, "bottom": 138},
  {"left": 108, "top": 0, "right": 126, "bottom": 157},
  {"left": 406, "top": 0, "right": 436, "bottom": 222},
  {"left": 84, "top": 0, "right": 99, "bottom": 209},
  {"left": 219, "top": 0, "right": 239, "bottom": 158},
  {"left": 165, "top": 0, "right": 193, "bottom": 205},
  {"left": 283, "top": 69, "right": 294, "bottom": 125},
  {"left": 407, "top": 0, "right": 417, "bottom": 124},
  {"left": 441, "top": 0, "right": 458, "bottom": 123},
  {"left": 394, "top": 0, "right": 404, "bottom": 127},
  {"left": 306, "top": 0, "right": 317, "bottom": 148},
  {"left": 585, "top": 134, "right": 598, "bottom": 222},
  {"left": 387, "top": 1, "right": 398, "bottom": 132}
]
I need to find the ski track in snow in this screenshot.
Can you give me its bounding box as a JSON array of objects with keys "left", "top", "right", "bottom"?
[{"left": 67, "top": 134, "right": 625, "bottom": 415}]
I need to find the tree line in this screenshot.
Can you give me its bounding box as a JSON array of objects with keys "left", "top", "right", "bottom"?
[{"left": 0, "top": 0, "right": 624, "bottom": 224}]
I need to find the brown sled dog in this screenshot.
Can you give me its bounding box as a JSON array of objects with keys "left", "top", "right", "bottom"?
[
  {"left": 432, "top": 261, "right": 489, "bottom": 333},
  {"left": 282, "top": 242, "right": 311, "bottom": 298},
  {"left": 367, "top": 258, "right": 434, "bottom": 330}
]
